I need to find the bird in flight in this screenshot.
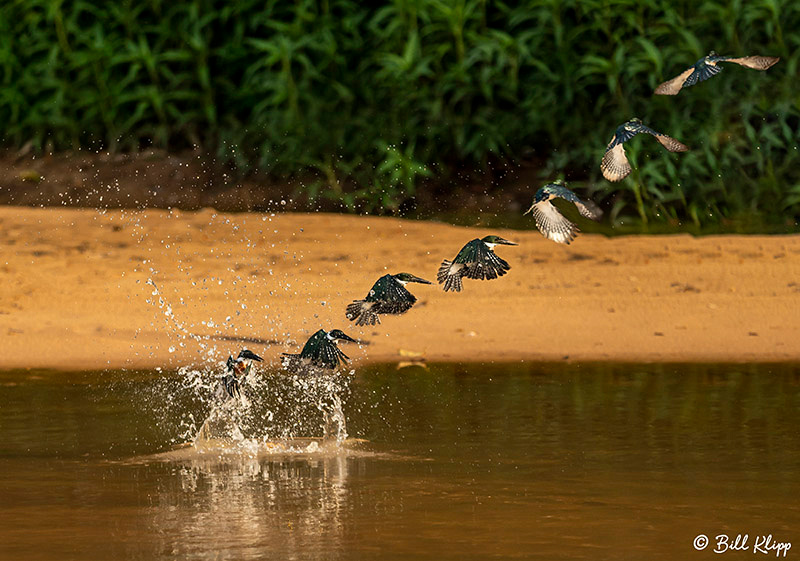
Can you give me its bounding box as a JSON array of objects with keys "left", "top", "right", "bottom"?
[
  {"left": 524, "top": 179, "right": 602, "bottom": 244},
  {"left": 655, "top": 51, "right": 780, "bottom": 95},
  {"left": 215, "top": 348, "right": 263, "bottom": 402},
  {"left": 601, "top": 118, "right": 689, "bottom": 182},
  {"left": 438, "top": 235, "right": 517, "bottom": 292},
  {"left": 281, "top": 329, "right": 357, "bottom": 373},
  {"left": 346, "top": 272, "right": 432, "bottom": 326}
]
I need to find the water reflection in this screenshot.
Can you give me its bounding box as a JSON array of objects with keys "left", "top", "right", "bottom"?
[{"left": 146, "top": 449, "right": 352, "bottom": 560}]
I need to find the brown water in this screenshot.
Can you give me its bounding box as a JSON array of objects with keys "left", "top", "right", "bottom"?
[{"left": 1, "top": 364, "right": 798, "bottom": 560}]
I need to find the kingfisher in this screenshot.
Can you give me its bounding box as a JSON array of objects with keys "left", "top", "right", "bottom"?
[
  {"left": 281, "top": 329, "right": 357, "bottom": 372},
  {"left": 601, "top": 118, "right": 689, "bottom": 182},
  {"left": 215, "top": 348, "right": 263, "bottom": 402},
  {"left": 438, "top": 235, "right": 518, "bottom": 292},
  {"left": 346, "top": 272, "right": 432, "bottom": 326},
  {"left": 524, "top": 179, "right": 603, "bottom": 244},
  {"left": 655, "top": 51, "right": 780, "bottom": 95}
]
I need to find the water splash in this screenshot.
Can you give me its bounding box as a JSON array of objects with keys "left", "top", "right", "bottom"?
[{"left": 149, "top": 361, "right": 355, "bottom": 453}]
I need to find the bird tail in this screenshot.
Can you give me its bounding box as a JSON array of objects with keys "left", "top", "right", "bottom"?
[
  {"left": 346, "top": 300, "right": 380, "bottom": 326},
  {"left": 437, "top": 260, "right": 463, "bottom": 292}
]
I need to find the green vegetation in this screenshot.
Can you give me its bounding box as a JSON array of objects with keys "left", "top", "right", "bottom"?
[{"left": 0, "top": 0, "right": 798, "bottom": 225}]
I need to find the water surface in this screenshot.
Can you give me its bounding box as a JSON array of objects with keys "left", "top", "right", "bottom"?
[{"left": 1, "top": 363, "right": 798, "bottom": 560}]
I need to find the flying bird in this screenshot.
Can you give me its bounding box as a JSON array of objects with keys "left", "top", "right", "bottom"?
[
  {"left": 215, "top": 348, "right": 263, "bottom": 402},
  {"left": 655, "top": 51, "right": 780, "bottom": 95},
  {"left": 438, "top": 235, "right": 517, "bottom": 292},
  {"left": 281, "top": 329, "right": 357, "bottom": 372},
  {"left": 601, "top": 118, "right": 689, "bottom": 182},
  {"left": 346, "top": 272, "right": 432, "bottom": 326},
  {"left": 524, "top": 179, "right": 603, "bottom": 244}
]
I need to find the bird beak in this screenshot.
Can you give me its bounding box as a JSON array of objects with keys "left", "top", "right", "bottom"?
[
  {"left": 496, "top": 237, "right": 518, "bottom": 246},
  {"left": 337, "top": 333, "right": 358, "bottom": 343},
  {"left": 410, "top": 275, "right": 433, "bottom": 285},
  {"left": 239, "top": 349, "right": 263, "bottom": 362}
]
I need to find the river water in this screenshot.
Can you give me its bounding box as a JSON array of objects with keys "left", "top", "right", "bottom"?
[{"left": 1, "top": 363, "right": 798, "bottom": 560}]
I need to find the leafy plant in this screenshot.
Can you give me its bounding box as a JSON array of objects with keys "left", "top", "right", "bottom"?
[{"left": 0, "top": 0, "right": 798, "bottom": 225}]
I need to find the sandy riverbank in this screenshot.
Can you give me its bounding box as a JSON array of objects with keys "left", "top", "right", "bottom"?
[{"left": 1, "top": 206, "right": 799, "bottom": 370}]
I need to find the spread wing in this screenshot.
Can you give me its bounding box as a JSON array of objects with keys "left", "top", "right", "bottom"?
[
  {"left": 374, "top": 285, "right": 415, "bottom": 315},
  {"left": 682, "top": 62, "right": 722, "bottom": 87},
  {"left": 314, "top": 340, "right": 350, "bottom": 369},
  {"left": 547, "top": 186, "right": 602, "bottom": 220},
  {"left": 462, "top": 242, "right": 510, "bottom": 280},
  {"left": 722, "top": 56, "right": 780, "bottom": 70},
  {"left": 601, "top": 141, "right": 631, "bottom": 182},
  {"left": 654, "top": 66, "right": 696, "bottom": 95},
  {"left": 638, "top": 125, "right": 689, "bottom": 152},
  {"left": 365, "top": 275, "right": 416, "bottom": 314},
  {"left": 529, "top": 200, "right": 579, "bottom": 245}
]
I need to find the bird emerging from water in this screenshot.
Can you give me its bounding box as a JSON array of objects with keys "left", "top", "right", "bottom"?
[
  {"left": 524, "top": 179, "right": 603, "bottom": 245},
  {"left": 601, "top": 118, "right": 689, "bottom": 182},
  {"left": 281, "top": 329, "right": 357, "bottom": 372},
  {"left": 346, "top": 272, "right": 432, "bottom": 326},
  {"left": 438, "top": 235, "right": 517, "bottom": 292},
  {"left": 655, "top": 51, "right": 780, "bottom": 95},
  {"left": 215, "top": 348, "right": 263, "bottom": 402}
]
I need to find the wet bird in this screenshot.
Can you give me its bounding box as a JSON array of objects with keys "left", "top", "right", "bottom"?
[
  {"left": 281, "top": 329, "right": 357, "bottom": 372},
  {"left": 215, "top": 349, "right": 263, "bottom": 402},
  {"left": 601, "top": 118, "right": 689, "bottom": 182},
  {"left": 655, "top": 51, "right": 780, "bottom": 95},
  {"left": 524, "top": 179, "right": 603, "bottom": 244},
  {"left": 438, "top": 235, "right": 517, "bottom": 292},
  {"left": 346, "top": 272, "right": 432, "bottom": 326}
]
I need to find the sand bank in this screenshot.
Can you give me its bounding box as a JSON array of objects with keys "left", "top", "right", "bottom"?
[{"left": 1, "top": 206, "right": 799, "bottom": 370}]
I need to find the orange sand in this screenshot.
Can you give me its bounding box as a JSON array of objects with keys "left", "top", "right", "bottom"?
[{"left": 1, "top": 206, "right": 799, "bottom": 371}]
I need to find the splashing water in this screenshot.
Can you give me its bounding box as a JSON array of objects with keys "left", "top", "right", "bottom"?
[{"left": 149, "top": 362, "right": 355, "bottom": 453}]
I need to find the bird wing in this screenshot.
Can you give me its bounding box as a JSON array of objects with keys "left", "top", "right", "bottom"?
[
  {"left": 437, "top": 259, "right": 465, "bottom": 292},
  {"left": 363, "top": 275, "right": 392, "bottom": 303},
  {"left": 346, "top": 300, "right": 380, "bottom": 325},
  {"left": 530, "top": 200, "right": 579, "bottom": 245},
  {"left": 601, "top": 142, "right": 632, "bottom": 182},
  {"left": 545, "top": 185, "right": 601, "bottom": 220},
  {"left": 314, "top": 340, "right": 349, "bottom": 369},
  {"left": 722, "top": 55, "right": 780, "bottom": 70},
  {"left": 366, "top": 275, "right": 416, "bottom": 310},
  {"left": 463, "top": 242, "right": 510, "bottom": 280},
  {"left": 683, "top": 62, "right": 722, "bottom": 87},
  {"left": 654, "top": 66, "right": 696, "bottom": 95},
  {"left": 637, "top": 125, "right": 689, "bottom": 152},
  {"left": 453, "top": 239, "right": 482, "bottom": 265},
  {"left": 574, "top": 199, "right": 603, "bottom": 220},
  {"left": 373, "top": 281, "right": 416, "bottom": 315}
]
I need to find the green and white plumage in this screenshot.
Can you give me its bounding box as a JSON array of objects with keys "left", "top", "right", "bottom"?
[
  {"left": 215, "top": 349, "right": 262, "bottom": 402},
  {"left": 655, "top": 51, "right": 780, "bottom": 95},
  {"left": 437, "top": 235, "right": 517, "bottom": 292},
  {"left": 524, "top": 180, "right": 602, "bottom": 245},
  {"left": 346, "top": 273, "right": 431, "bottom": 326},
  {"left": 281, "top": 329, "right": 355, "bottom": 373},
  {"left": 601, "top": 118, "right": 688, "bottom": 182}
]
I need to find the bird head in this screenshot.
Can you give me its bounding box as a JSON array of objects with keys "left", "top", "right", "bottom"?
[
  {"left": 481, "top": 235, "right": 518, "bottom": 247},
  {"left": 237, "top": 348, "right": 263, "bottom": 362},
  {"left": 328, "top": 329, "right": 357, "bottom": 343},
  {"left": 393, "top": 272, "right": 433, "bottom": 285},
  {"left": 624, "top": 118, "right": 642, "bottom": 131},
  {"left": 525, "top": 184, "right": 554, "bottom": 213}
]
